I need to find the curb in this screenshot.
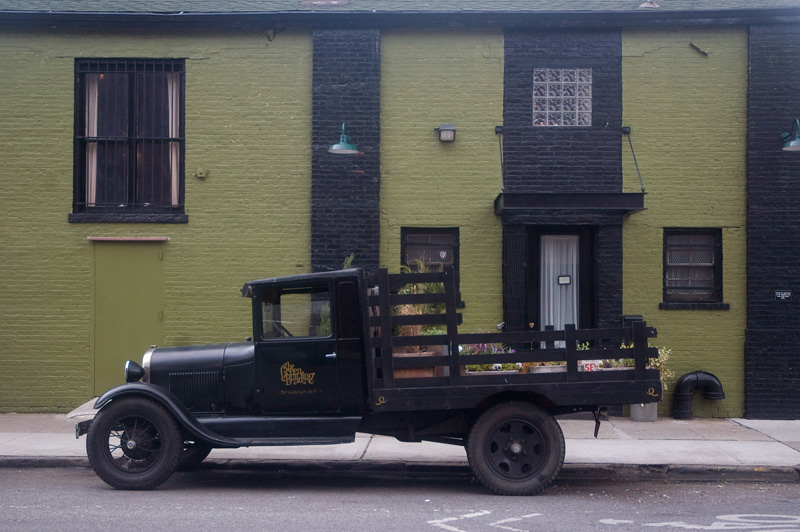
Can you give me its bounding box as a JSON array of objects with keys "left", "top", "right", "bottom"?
[
  {"left": 0, "top": 457, "right": 90, "bottom": 469},
  {"left": 558, "top": 463, "right": 800, "bottom": 483},
  {"left": 1, "top": 457, "right": 798, "bottom": 484}
]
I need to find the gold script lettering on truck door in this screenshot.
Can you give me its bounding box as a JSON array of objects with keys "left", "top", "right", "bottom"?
[{"left": 280, "top": 362, "right": 316, "bottom": 386}]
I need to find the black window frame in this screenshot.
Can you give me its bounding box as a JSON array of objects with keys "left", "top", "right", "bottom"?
[
  {"left": 70, "top": 58, "right": 187, "bottom": 223},
  {"left": 660, "top": 228, "right": 729, "bottom": 310},
  {"left": 401, "top": 227, "right": 463, "bottom": 307},
  {"left": 401, "top": 227, "right": 460, "bottom": 274}
]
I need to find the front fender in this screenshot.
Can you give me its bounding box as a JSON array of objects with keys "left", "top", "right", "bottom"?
[{"left": 94, "top": 383, "right": 240, "bottom": 448}]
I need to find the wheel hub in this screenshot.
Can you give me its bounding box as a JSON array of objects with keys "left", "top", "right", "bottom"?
[{"left": 126, "top": 440, "right": 137, "bottom": 450}]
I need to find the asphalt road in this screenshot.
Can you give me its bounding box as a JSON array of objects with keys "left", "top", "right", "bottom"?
[{"left": 1, "top": 466, "right": 798, "bottom": 532}]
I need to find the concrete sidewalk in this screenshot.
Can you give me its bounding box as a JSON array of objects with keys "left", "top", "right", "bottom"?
[{"left": 1, "top": 408, "right": 799, "bottom": 483}]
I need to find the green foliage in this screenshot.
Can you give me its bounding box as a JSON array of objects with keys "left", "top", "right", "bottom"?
[
  {"left": 317, "top": 302, "right": 331, "bottom": 336},
  {"left": 601, "top": 343, "right": 674, "bottom": 391},
  {"left": 394, "top": 260, "right": 445, "bottom": 336},
  {"left": 342, "top": 253, "right": 355, "bottom": 270}
]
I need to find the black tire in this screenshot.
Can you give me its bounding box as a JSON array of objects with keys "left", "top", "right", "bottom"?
[
  {"left": 467, "top": 401, "right": 565, "bottom": 496},
  {"left": 86, "top": 397, "right": 182, "bottom": 490},
  {"left": 177, "top": 441, "right": 213, "bottom": 471}
]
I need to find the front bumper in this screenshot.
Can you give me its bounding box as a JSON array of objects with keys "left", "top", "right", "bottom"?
[{"left": 75, "top": 419, "right": 92, "bottom": 439}]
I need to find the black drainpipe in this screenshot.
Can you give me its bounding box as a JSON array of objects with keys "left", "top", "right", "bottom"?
[{"left": 672, "top": 371, "right": 726, "bottom": 419}]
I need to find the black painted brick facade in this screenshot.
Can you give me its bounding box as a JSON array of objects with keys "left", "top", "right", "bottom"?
[
  {"left": 595, "top": 224, "right": 623, "bottom": 330},
  {"left": 311, "top": 30, "right": 381, "bottom": 273},
  {"left": 500, "top": 29, "right": 625, "bottom": 331},
  {"left": 745, "top": 24, "right": 800, "bottom": 419},
  {"left": 503, "top": 29, "right": 623, "bottom": 193}
]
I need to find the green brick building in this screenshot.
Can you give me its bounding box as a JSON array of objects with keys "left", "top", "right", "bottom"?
[{"left": 1, "top": 1, "right": 798, "bottom": 418}]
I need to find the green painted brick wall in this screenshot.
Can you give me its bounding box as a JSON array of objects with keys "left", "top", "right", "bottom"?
[
  {"left": 380, "top": 29, "right": 505, "bottom": 332},
  {"left": 0, "top": 28, "right": 313, "bottom": 411},
  {"left": 621, "top": 27, "right": 748, "bottom": 417}
]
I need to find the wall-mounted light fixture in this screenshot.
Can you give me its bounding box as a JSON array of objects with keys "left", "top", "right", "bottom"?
[
  {"left": 435, "top": 123, "right": 456, "bottom": 142},
  {"left": 781, "top": 118, "right": 800, "bottom": 151},
  {"left": 328, "top": 122, "right": 359, "bottom": 154}
]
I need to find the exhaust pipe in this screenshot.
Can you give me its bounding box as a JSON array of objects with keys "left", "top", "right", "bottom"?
[{"left": 672, "top": 371, "right": 725, "bottom": 419}]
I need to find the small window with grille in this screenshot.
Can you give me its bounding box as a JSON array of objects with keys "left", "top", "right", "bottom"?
[
  {"left": 663, "top": 229, "right": 723, "bottom": 303},
  {"left": 71, "top": 58, "right": 186, "bottom": 222},
  {"left": 401, "top": 228, "right": 459, "bottom": 273}
]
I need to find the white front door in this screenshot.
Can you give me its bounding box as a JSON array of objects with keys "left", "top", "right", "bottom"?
[{"left": 539, "top": 235, "right": 579, "bottom": 332}]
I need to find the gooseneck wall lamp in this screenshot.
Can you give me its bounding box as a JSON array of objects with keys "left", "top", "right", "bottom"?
[
  {"left": 781, "top": 118, "right": 800, "bottom": 152},
  {"left": 328, "top": 122, "right": 359, "bottom": 155}
]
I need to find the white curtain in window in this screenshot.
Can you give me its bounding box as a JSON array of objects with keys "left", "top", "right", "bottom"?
[
  {"left": 167, "top": 73, "right": 180, "bottom": 206},
  {"left": 85, "top": 74, "right": 99, "bottom": 206},
  {"left": 540, "top": 235, "right": 579, "bottom": 332}
]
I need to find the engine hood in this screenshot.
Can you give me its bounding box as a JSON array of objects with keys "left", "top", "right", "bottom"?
[{"left": 148, "top": 342, "right": 254, "bottom": 375}]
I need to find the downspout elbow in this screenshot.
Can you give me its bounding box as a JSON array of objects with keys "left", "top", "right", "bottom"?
[{"left": 672, "top": 371, "right": 725, "bottom": 419}]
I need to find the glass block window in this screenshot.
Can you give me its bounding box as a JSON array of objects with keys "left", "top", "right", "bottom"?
[
  {"left": 663, "top": 229, "right": 722, "bottom": 302},
  {"left": 533, "top": 68, "right": 592, "bottom": 127}
]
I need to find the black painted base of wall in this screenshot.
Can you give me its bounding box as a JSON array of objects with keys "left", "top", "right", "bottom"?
[{"left": 745, "top": 330, "right": 800, "bottom": 420}]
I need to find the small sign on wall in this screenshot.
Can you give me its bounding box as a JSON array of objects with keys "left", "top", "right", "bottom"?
[{"left": 775, "top": 290, "right": 792, "bottom": 301}]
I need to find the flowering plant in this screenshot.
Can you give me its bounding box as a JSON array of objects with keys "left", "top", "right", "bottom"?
[{"left": 461, "top": 337, "right": 519, "bottom": 371}]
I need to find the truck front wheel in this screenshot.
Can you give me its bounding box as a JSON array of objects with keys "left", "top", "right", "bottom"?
[
  {"left": 86, "top": 397, "right": 182, "bottom": 490},
  {"left": 467, "top": 401, "right": 565, "bottom": 495}
]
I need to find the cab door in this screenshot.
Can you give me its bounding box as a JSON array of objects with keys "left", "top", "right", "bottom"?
[{"left": 254, "top": 282, "right": 341, "bottom": 414}]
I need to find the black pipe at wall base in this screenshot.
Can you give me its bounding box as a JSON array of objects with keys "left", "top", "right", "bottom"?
[{"left": 672, "top": 371, "right": 726, "bottom": 420}]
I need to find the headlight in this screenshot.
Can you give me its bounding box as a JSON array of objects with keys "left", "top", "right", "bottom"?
[{"left": 125, "top": 360, "right": 145, "bottom": 382}]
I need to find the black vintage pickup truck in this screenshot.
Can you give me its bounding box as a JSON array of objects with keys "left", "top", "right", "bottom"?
[{"left": 77, "top": 267, "right": 662, "bottom": 495}]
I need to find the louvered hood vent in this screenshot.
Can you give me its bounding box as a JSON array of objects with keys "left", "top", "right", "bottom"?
[{"left": 169, "top": 370, "right": 220, "bottom": 413}]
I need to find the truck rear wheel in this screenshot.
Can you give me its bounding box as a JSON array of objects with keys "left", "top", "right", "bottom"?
[
  {"left": 86, "top": 397, "right": 182, "bottom": 490},
  {"left": 467, "top": 401, "right": 564, "bottom": 496}
]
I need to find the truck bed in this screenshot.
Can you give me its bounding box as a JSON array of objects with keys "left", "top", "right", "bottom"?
[{"left": 364, "top": 268, "right": 662, "bottom": 413}]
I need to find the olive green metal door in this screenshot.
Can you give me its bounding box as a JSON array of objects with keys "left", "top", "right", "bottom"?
[{"left": 93, "top": 242, "right": 164, "bottom": 395}]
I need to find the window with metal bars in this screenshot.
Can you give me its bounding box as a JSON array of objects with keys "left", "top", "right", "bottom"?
[
  {"left": 71, "top": 59, "right": 186, "bottom": 222},
  {"left": 662, "top": 229, "right": 723, "bottom": 304}
]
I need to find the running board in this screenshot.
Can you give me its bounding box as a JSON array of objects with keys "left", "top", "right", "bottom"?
[
  {"left": 225, "top": 435, "right": 355, "bottom": 447},
  {"left": 197, "top": 415, "right": 362, "bottom": 443}
]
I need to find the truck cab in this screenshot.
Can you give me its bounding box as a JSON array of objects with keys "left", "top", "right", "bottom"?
[{"left": 243, "top": 269, "right": 369, "bottom": 417}]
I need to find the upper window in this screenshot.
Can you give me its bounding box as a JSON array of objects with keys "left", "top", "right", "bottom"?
[
  {"left": 71, "top": 59, "right": 186, "bottom": 222},
  {"left": 533, "top": 68, "right": 592, "bottom": 127},
  {"left": 662, "top": 229, "right": 728, "bottom": 309},
  {"left": 401, "top": 228, "right": 459, "bottom": 273}
]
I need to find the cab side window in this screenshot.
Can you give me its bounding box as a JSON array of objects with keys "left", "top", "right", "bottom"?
[{"left": 261, "top": 285, "right": 332, "bottom": 339}]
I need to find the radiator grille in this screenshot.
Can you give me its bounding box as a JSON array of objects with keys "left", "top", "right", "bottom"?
[{"left": 168, "top": 370, "right": 220, "bottom": 411}]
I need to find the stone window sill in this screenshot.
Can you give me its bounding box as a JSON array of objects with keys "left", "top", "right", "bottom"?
[{"left": 69, "top": 213, "right": 188, "bottom": 224}]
